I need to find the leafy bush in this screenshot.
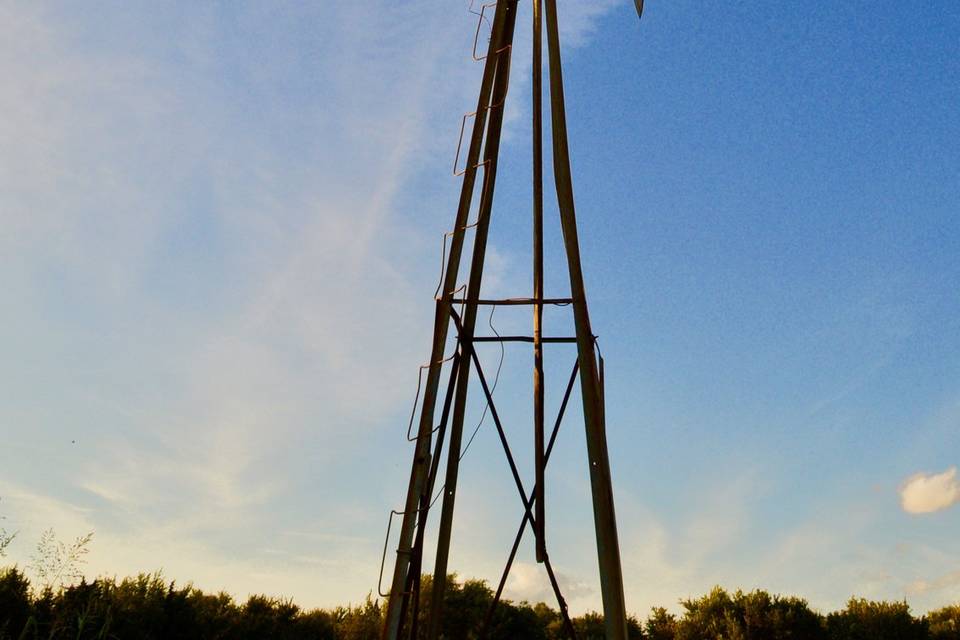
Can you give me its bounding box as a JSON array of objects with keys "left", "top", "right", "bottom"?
[
  {"left": 674, "top": 586, "right": 823, "bottom": 640},
  {"left": 0, "top": 569, "right": 956, "bottom": 640},
  {"left": 0, "top": 567, "right": 31, "bottom": 639},
  {"left": 826, "top": 597, "right": 927, "bottom": 640},
  {"left": 929, "top": 605, "right": 960, "bottom": 640},
  {"left": 645, "top": 606, "right": 677, "bottom": 640}
]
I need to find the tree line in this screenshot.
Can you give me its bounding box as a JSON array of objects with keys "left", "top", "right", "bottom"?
[{"left": 1, "top": 567, "right": 958, "bottom": 639}]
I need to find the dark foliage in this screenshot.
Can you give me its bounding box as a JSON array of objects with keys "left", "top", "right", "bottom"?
[
  {"left": 0, "top": 568, "right": 30, "bottom": 639},
  {"left": 674, "top": 586, "right": 824, "bottom": 639},
  {"left": 644, "top": 607, "right": 677, "bottom": 640},
  {"left": 928, "top": 605, "right": 960, "bottom": 640},
  {"left": 0, "top": 570, "right": 957, "bottom": 640},
  {"left": 825, "top": 598, "right": 928, "bottom": 640}
]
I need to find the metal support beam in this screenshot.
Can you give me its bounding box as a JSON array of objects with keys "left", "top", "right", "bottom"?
[
  {"left": 382, "top": 2, "right": 630, "bottom": 638},
  {"left": 480, "top": 360, "right": 580, "bottom": 639},
  {"left": 427, "top": 4, "right": 520, "bottom": 638},
  {"left": 472, "top": 336, "right": 576, "bottom": 344},
  {"left": 381, "top": 3, "right": 513, "bottom": 638},
  {"left": 400, "top": 352, "right": 461, "bottom": 640},
  {"left": 544, "top": 0, "right": 629, "bottom": 637},
  {"left": 449, "top": 297, "right": 573, "bottom": 306},
  {"left": 532, "top": 0, "right": 547, "bottom": 566}
]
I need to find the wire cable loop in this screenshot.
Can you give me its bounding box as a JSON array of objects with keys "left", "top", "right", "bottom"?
[
  {"left": 469, "top": 1, "right": 514, "bottom": 62},
  {"left": 468, "top": 1, "right": 498, "bottom": 60},
  {"left": 378, "top": 507, "right": 427, "bottom": 597},
  {"left": 458, "top": 305, "right": 504, "bottom": 460},
  {"left": 404, "top": 349, "right": 461, "bottom": 442},
  {"left": 453, "top": 74, "right": 510, "bottom": 177}
]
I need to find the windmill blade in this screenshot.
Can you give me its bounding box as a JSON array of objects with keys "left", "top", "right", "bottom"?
[{"left": 635, "top": 0, "right": 644, "bottom": 20}]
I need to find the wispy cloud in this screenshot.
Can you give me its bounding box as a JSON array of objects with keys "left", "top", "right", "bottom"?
[
  {"left": 907, "top": 569, "right": 960, "bottom": 596},
  {"left": 900, "top": 467, "right": 960, "bottom": 515},
  {"left": 616, "top": 467, "right": 765, "bottom": 613},
  {"left": 0, "top": 0, "right": 476, "bottom": 603},
  {"left": 0, "top": 0, "right": 627, "bottom": 609}
]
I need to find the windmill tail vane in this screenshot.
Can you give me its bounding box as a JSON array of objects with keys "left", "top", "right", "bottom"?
[{"left": 377, "top": 2, "right": 641, "bottom": 639}]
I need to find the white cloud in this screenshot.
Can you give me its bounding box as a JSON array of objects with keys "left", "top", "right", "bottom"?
[
  {"left": 612, "top": 467, "right": 769, "bottom": 615},
  {"left": 907, "top": 569, "right": 960, "bottom": 596},
  {"left": 0, "top": 484, "right": 96, "bottom": 539},
  {"left": 900, "top": 467, "right": 960, "bottom": 515},
  {"left": 504, "top": 561, "right": 592, "bottom": 606},
  {"left": 0, "top": 0, "right": 627, "bottom": 609},
  {"left": 557, "top": 0, "right": 627, "bottom": 48},
  {"left": 0, "top": 0, "right": 472, "bottom": 605}
]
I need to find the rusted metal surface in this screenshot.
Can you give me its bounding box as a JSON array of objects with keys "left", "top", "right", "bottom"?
[
  {"left": 544, "top": 0, "right": 628, "bottom": 636},
  {"left": 532, "top": 0, "right": 547, "bottom": 566},
  {"left": 382, "top": 1, "right": 631, "bottom": 638},
  {"left": 398, "top": 352, "right": 460, "bottom": 639},
  {"left": 480, "top": 359, "right": 580, "bottom": 639},
  {"left": 448, "top": 297, "right": 573, "bottom": 306},
  {"left": 379, "top": 2, "right": 513, "bottom": 638},
  {"left": 472, "top": 335, "right": 576, "bottom": 344},
  {"left": 427, "top": 3, "right": 520, "bottom": 638}
]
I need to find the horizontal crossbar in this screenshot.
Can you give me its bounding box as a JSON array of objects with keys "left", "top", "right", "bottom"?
[
  {"left": 449, "top": 297, "right": 573, "bottom": 306},
  {"left": 471, "top": 336, "right": 577, "bottom": 344}
]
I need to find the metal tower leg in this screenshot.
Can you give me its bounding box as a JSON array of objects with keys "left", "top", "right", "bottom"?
[
  {"left": 381, "top": 2, "right": 630, "bottom": 638},
  {"left": 543, "top": 0, "right": 629, "bottom": 637},
  {"left": 427, "top": 5, "right": 520, "bottom": 639},
  {"left": 532, "top": 0, "right": 547, "bottom": 567},
  {"left": 380, "top": 3, "right": 514, "bottom": 639}
]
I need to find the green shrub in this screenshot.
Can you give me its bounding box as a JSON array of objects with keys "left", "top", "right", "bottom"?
[
  {"left": 0, "top": 567, "right": 30, "bottom": 640},
  {"left": 826, "top": 598, "right": 927, "bottom": 640},
  {"left": 929, "top": 604, "right": 960, "bottom": 640},
  {"left": 0, "top": 566, "right": 957, "bottom": 640}
]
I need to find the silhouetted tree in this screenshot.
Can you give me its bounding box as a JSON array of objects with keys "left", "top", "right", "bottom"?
[
  {"left": 675, "top": 587, "right": 824, "bottom": 640},
  {"left": 335, "top": 594, "right": 382, "bottom": 640},
  {"left": 929, "top": 604, "right": 960, "bottom": 640},
  {"left": 0, "top": 567, "right": 30, "bottom": 639},
  {"left": 645, "top": 606, "right": 677, "bottom": 640},
  {"left": 567, "top": 611, "right": 643, "bottom": 639},
  {"left": 2, "top": 565, "right": 959, "bottom": 640},
  {"left": 826, "top": 598, "right": 927, "bottom": 640}
]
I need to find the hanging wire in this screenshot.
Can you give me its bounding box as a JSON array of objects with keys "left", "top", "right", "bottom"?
[
  {"left": 459, "top": 304, "right": 504, "bottom": 460},
  {"left": 424, "top": 303, "right": 507, "bottom": 509},
  {"left": 381, "top": 306, "right": 507, "bottom": 595}
]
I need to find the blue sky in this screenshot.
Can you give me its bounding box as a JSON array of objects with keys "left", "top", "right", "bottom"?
[{"left": 1, "top": 0, "right": 958, "bottom": 617}]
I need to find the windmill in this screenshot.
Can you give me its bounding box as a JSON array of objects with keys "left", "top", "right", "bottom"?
[{"left": 379, "top": 2, "right": 643, "bottom": 638}]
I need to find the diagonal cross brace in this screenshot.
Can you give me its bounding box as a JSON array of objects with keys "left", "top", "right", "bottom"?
[
  {"left": 452, "top": 306, "right": 579, "bottom": 638},
  {"left": 479, "top": 360, "right": 582, "bottom": 640}
]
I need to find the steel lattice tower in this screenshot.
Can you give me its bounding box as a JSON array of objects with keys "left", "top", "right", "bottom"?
[{"left": 380, "top": 2, "right": 642, "bottom": 638}]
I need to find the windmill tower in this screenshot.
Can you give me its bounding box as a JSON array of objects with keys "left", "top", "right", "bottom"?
[{"left": 380, "top": 2, "right": 643, "bottom": 638}]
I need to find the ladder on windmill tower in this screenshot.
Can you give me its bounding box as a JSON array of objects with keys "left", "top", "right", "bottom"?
[{"left": 379, "top": 2, "right": 644, "bottom": 639}]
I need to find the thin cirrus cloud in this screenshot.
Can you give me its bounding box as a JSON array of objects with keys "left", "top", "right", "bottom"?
[
  {"left": 900, "top": 467, "right": 960, "bottom": 515},
  {"left": 0, "top": 0, "right": 631, "bottom": 610}
]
